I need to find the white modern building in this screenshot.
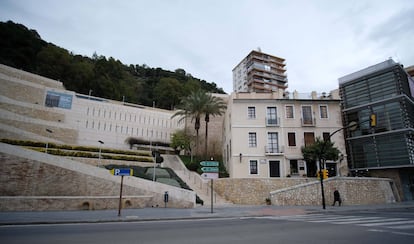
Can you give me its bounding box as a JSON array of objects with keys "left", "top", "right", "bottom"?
[
  {"left": 222, "top": 90, "right": 348, "bottom": 178},
  {"left": 0, "top": 64, "right": 184, "bottom": 149}
]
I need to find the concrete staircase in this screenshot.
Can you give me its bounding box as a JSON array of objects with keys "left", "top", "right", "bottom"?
[{"left": 162, "top": 155, "right": 232, "bottom": 206}]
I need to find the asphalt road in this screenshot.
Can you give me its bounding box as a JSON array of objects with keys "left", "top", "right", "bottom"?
[{"left": 1, "top": 210, "right": 414, "bottom": 244}]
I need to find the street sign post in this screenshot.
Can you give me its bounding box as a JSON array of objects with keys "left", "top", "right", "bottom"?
[
  {"left": 200, "top": 161, "right": 219, "bottom": 167},
  {"left": 109, "top": 168, "right": 133, "bottom": 216},
  {"left": 199, "top": 161, "right": 221, "bottom": 214},
  {"left": 110, "top": 168, "right": 133, "bottom": 176},
  {"left": 201, "top": 173, "right": 219, "bottom": 179},
  {"left": 201, "top": 167, "right": 219, "bottom": 173}
]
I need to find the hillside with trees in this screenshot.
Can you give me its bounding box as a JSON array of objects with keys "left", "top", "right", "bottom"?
[{"left": 0, "top": 21, "right": 226, "bottom": 110}]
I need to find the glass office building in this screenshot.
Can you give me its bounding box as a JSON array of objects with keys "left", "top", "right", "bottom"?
[{"left": 339, "top": 59, "right": 414, "bottom": 201}]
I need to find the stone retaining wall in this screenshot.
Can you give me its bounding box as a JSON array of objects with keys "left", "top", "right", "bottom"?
[
  {"left": 0, "top": 143, "right": 196, "bottom": 211},
  {"left": 269, "top": 177, "right": 396, "bottom": 206},
  {"left": 213, "top": 178, "right": 313, "bottom": 205},
  {"left": 213, "top": 177, "right": 397, "bottom": 206},
  {"left": 0, "top": 196, "right": 153, "bottom": 211}
]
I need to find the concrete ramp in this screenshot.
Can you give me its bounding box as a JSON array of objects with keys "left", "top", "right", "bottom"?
[{"left": 162, "top": 155, "right": 232, "bottom": 206}]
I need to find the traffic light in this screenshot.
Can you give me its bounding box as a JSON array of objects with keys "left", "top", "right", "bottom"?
[
  {"left": 152, "top": 150, "right": 164, "bottom": 164},
  {"left": 322, "top": 169, "right": 329, "bottom": 179},
  {"left": 156, "top": 155, "right": 164, "bottom": 164},
  {"left": 370, "top": 113, "right": 377, "bottom": 127}
]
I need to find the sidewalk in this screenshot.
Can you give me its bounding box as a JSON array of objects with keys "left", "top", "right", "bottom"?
[{"left": 1, "top": 202, "right": 414, "bottom": 225}]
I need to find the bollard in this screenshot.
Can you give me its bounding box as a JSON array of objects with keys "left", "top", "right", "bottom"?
[{"left": 164, "top": 191, "right": 169, "bottom": 208}]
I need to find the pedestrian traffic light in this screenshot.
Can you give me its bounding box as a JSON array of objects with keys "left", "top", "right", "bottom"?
[
  {"left": 156, "top": 155, "right": 164, "bottom": 164},
  {"left": 370, "top": 113, "right": 377, "bottom": 127},
  {"left": 322, "top": 169, "right": 329, "bottom": 179},
  {"left": 152, "top": 150, "right": 164, "bottom": 164}
]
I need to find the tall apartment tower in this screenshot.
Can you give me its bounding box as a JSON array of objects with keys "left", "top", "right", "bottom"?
[{"left": 233, "top": 50, "right": 288, "bottom": 93}]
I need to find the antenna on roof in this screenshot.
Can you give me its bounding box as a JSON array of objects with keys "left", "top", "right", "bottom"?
[{"left": 257, "top": 47, "right": 261, "bottom": 52}]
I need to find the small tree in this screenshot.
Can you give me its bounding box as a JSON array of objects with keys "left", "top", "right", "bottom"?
[
  {"left": 302, "top": 137, "right": 340, "bottom": 209},
  {"left": 170, "top": 130, "right": 192, "bottom": 154},
  {"left": 301, "top": 137, "right": 340, "bottom": 165}
]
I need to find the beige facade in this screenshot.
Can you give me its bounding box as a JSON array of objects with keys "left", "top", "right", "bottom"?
[
  {"left": 0, "top": 64, "right": 184, "bottom": 149},
  {"left": 223, "top": 90, "right": 348, "bottom": 178},
  {"left": 233, "top": 50, "right": 287, "bottom": 93}
]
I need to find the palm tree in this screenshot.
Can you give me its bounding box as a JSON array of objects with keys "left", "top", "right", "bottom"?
[
  {"left": 203, "top": 94, "right": 226, "bottom": 159},
  {"left": 172, "top": 90, "right": 227, "bottom": 160},
  {"left": 172, "top": 90, "right": 210, "bottom": 157}
]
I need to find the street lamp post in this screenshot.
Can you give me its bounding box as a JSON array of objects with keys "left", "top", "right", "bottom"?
[
  {"left": 98, "top": 140, "right": 104, "bottom": 167},
  {"left": 45, "top": 129, "right": 53, "bottom": 154},
  {"left": 318, "top": 121, "right": 358, "bottom": 209}
]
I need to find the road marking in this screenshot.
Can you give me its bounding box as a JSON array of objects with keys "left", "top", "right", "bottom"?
[
  {"left": 333, "top": 217, "right": 397, "bottom": 224},
  {"left": 390, "top": 231, "right": 414, "bottom": 237},
  {"left": 389, "top": 224, "right": 414, "bottom": 230},
  {"left": 368, "top": 229, "right": 414, "bottom": 237},
  {"left": 358, "top": 219, "right": 414, "bottom": 227},
  {"left": 274, "top": 213, "right": 414, "bottom": 232},
  {"left": 306, "top": 216, "right": 376, "bottom": 223}
]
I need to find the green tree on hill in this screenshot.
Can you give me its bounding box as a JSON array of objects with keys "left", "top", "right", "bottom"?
[{"left": 0, "top": 20, "right": 226, "bottom": 109}]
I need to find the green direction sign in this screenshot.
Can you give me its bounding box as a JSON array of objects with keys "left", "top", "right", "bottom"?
[
  {"left": 201, "top": 167, "right": 219, "bottom": 173},
  {"left": 200, "top": 161, "right": 219, "bottom": 167}
]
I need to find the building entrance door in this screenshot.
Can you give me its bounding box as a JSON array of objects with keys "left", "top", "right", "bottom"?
[
  {"left": 269, "top": 161, "right": 280, "bottom": 177},
  {"left": 326, "top": 163, "right": 337, "bottom": 177},
  {"left": 401, "top": 172, "right": 414, "bottom": 201},
  {"left": 306, "top": 160, "right": 317, "bottom": 177}
]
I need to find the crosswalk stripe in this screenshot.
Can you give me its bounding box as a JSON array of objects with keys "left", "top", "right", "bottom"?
[
  {"left": 389, "top": 224, "right": 414, "bottom": 230},
  {"left": 307, "top": 217, "right": 363, "bottom": 223},
  {"left": 274, "top": 214, "right": 414, "bottom": 231},
  {"left": 280, "top": 214, "right": 327, "bottom": 219},
  {"left": 329, "top": 217, "right": 386, "bottom": 224},
  {"left": 333, "top": 217, "right": 399, "bottom": 225},
  {"left": 359, "top": 220, "right": 414, "bottom": 227}
]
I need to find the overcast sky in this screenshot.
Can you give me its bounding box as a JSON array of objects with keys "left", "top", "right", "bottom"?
[{"left": 1, "top": 0, "right": 413, "bottom": 94}]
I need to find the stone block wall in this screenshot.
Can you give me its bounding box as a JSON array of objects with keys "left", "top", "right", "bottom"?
[
  {"left": 0, "top": 143, "right": 196, "bottom": 211},
  {"left": 269, "top": 177, "right": 396, "bottom": 206},
  {"left": 0, "top": 75, "right": 45, "bottom": 105},
  {"left": 213, "top": 178, "right": 312, "bottom": 204},
  {"left": 0, "top": 196, "right": 152, "bottom": 211},
  {"left": 0, "top": 118, "right": 78, "bottom": 144},
  {"left": 0, "top": 64, "right": 64, "bottom": 90},
  {"left": 0, "top": 102, "right": 65, "bottom": 123},
  {"left": 213, "top": 177, "right": 396, "bottom": 206}
]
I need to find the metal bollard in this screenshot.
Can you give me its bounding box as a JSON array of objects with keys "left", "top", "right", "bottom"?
[{"left": 164, "top": 191, "right": 169, "bottom": 208}]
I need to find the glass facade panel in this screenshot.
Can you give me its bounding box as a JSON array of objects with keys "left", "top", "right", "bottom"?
[
  {"left": 342, "top": 71, "right": 398, "bottom": 108},
  {"left": 348, "top": 132, "right": 412, "bottom": 168},
  {"left": 347, "top": 101, "right": 406, "bottom": 137}
]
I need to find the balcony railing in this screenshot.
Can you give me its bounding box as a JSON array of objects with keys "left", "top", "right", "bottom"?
[
  {"left": 265, "top": 145, "right": 284, "bottom": 155},
  {"left": 266, "top": 117, "right": 280, "bottom": 126},
  {"left": 301, "top": 117, "right": 316, "bottom": 126}
]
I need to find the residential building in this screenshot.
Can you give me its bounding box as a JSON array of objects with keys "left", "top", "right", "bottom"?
[
  {"left": 222, "top": 90, "right": 347, "bottom": 178},
  {"left": 339, "top": 59, "right": 414, "bottom": 201},
  {"left": 406, "top": 65, "right": 414, "bottom": 78},
  {"left": 233, "top": 50, "right": 288, "bottom": 93}
]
